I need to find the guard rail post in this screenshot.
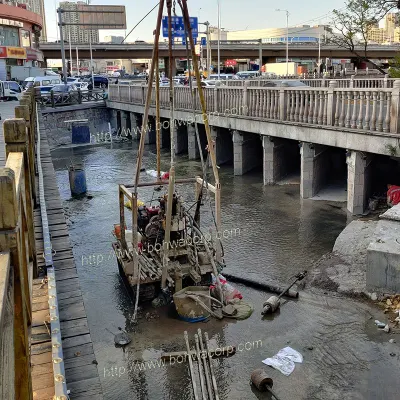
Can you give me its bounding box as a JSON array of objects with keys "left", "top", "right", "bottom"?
[
  {"left": 242, "top": 81, "right": 249, "bottom": 116},
  {"left": 390, "top": 80, "right": 400, "bottom": 134},
  {"left": 327, "top": 80, "right": 338, "bottom": 126}
]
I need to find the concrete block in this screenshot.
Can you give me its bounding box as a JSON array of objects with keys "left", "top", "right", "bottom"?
[{"left": 367, "top": 219, "right": 400, "bottom": 293}]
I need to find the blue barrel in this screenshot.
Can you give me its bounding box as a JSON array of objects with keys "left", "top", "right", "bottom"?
[
  {"left": 69, "top": 165, "right": 87, "bottom": 196},
  {"left": 71, "top": 123, "right": 90, "bottom": 144}
]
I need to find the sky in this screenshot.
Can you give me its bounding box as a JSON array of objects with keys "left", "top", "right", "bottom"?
[{"left": 44, "top": 0, "right": 346, "bottom": 42}]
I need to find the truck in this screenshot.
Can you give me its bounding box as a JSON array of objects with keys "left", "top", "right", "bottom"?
[
  {"left": 10, "top": 66, "right": 58, "bottom": 83},
  {"left": 263, "top": 62, "right": 298, "bottom": 77}
]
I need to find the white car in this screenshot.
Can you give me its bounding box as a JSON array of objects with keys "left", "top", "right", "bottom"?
[
  {"left": 195, "top": 80, "right": 225, "bottom": 88},
  {"left": 74, "top": 82, "right": 89, "bottom": 92}
]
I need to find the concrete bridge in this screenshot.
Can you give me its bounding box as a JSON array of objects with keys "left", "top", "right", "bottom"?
[{"left": 107, "top": 80, "right": 400, "bottom": 215}]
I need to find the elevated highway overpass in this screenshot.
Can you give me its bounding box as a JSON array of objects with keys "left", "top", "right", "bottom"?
[{"left": 39, "top": 41, "right": 400, "bottom": 61}]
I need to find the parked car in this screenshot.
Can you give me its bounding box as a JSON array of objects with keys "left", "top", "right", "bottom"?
[
  {"left": 2, "top": 81, "right": 23, "bottom": 101},
  {"left": 90, "top": 75, "right": 109, "bottom": 88},
  {"left": 235, "top": 71, "right": 260, "bottom": 79},
  {"left": 195, "top": 80, "right": 225, "bottom": 88},
  {"left": 23, "top": 76, "right": 62, "bottom": 91},
  {"left": 48, "top": 84, "right": 79, "bottom": 104},
  {"left": 208, "top": 73, "right": 235, "bottom": 81},
  {"left": 263, "top": 80, "right": 308, "bottom": 87},
  {"left": 74, "top": 82, "right": 89, "bottom": 92},
  {"left": 159, "top": 78, "right": 170, "bottom": 87},
  {"left": 67, "top": 77, "right": 81, "bottom": 84}
]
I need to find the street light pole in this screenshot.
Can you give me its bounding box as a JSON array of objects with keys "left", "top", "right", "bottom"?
[
  {"left": 68, "top": 30, "right": 72, "bottom": 77},
  {"left": 89, "top": 32, "right": 94, "bottom": 86},
  {"left": 217, "top": 0, "right": 220, "bottom": 79},
  {"left": 318, "top": 32, "right": 321, "bottom": 76},
  {"left": 276, "top": 9, "right": 289, "bottom": 78},
  {"left": 57, "top": 8, "right": 67, "bottom": 84}
]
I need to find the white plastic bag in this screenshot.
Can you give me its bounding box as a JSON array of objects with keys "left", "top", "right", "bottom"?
[{"left": 262, "top": 347, "right": 303, "bottom": 376}]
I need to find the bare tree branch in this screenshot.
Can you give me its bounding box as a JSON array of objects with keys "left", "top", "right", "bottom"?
[{"left": 328, "top": 0, "right": 397, "bottom": 73}]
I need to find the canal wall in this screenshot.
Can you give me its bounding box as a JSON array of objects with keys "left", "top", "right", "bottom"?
[{"left": 40, "top": 104, "right": 110, "bottom": 149}]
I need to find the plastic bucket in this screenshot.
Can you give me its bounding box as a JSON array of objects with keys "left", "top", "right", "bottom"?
[
  {"left": 173, "top": 286, "right": 211, "bottom": 322},
  {"left": 68, "top": 164, "right": 86, "bottom": 196}
]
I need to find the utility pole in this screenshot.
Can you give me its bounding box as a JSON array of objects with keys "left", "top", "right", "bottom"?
[
  {"left": 318, "top": 32, "right": 321, "bottom": 76},
  {"left": 76, "top": 46, "right": 79, "bottom": 77},
  {"left": 68, "top": 30, "right": 72, "bottom": 77},
  {"left": 259, "top": 39, "right": 262, "bottom": 74},
  {"left": 217, "top": 0, "right": 221, "bottom": 79},
  {"left": 57, "top": 8, "right": 68, "bottom": 84},
  {"left": 89, "top": 33, "right": 94, "bottom": 86},
  {"left": 276, "top": 9, "right": 289, "bottom": 78}
]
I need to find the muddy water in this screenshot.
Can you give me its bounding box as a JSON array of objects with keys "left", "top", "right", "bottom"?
[{"left": 52, "top": 142, "right": 400, "bottom": 400}]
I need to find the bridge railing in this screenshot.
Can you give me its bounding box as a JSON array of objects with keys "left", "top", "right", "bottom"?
[
  {"left": 108, "top": 79, "right": 400, "bottom": 134},
  {"left": 36, "top": 88, "right": 106, "bottom": 108},
  {"left": 0, "top": 90, "right": 37, "bottom": 400},
  {"left": 225, "top": 76, "right": 395, "bottom": 89}
]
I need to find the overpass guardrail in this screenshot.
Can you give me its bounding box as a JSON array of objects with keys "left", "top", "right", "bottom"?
[{"left": 108, "top": 80, "right": 400, "bottom": 135}]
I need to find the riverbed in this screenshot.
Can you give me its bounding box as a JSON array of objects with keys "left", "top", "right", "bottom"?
[{"left": 52, "top": 141, "right": 400, "bottom": 400}]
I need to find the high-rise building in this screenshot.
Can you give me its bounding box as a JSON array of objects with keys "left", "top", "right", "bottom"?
[
  {"left": 59, "top": 1, "right": 99, "bottom": 44},
  {"left": 104, "top": 35, "right": 124, "bottom": 44},
  {"left": 20, "top": 0, "right": 47, "bottom": 41},
  {"left": 367, "top": 27, "right": 386, "bottom": 44},
  {"left": 384, "top": 13, "right": 399, "bottom": 41}
]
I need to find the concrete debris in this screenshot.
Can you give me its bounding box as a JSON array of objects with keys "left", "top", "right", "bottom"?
[
  {"left": 370, "top": 293, "right": 378, "bottom": 301},
  {"left": 383, "top": 324, "right": 390, "bottom": 333},
  {"left": 375, "top": 320, "right": 386, "bottom": 329},
  {"left": 389, "top": 339, "right": 396, "bottom": 343}
]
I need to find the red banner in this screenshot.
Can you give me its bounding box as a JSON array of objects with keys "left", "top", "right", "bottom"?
[
  {"left": 0, "top": 47, "right": 7, "bottom": 58},
  {"left": 225, "top": 59, "right": 237, "bottom": 67}
]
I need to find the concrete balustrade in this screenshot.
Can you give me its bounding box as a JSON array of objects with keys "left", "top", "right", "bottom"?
[{"left": 108, "top": 79, "right": 400, "bottom": 135}]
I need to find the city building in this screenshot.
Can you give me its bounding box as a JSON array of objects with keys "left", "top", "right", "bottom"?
[
  {"left": 394, "top": 27, "right": 400, "bottom": 43},
  {"left": 20, "top": 0, "right": 47, "bottom": 41},
  {"left": 0, "top": 1, "right": 44, "bottom": 79},
  {"left": 384, "top": 13, "right": 398, "bottom": 38},
  {"left": 103, "top": 35, "right": 124, "bottom": 44},
  {"left": 367, "top": 26, "right": 386, "bottom": 44},
  {"left": 209, "top": 25, "right": 329, "bottom": 43},
  {"left": 60, "top": 1, "right": 99, "bottom": 44}
]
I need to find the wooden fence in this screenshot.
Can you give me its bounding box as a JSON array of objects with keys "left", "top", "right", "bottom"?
[
  {"left": 108, "top": 79, "right": 400, "bottom": 134},
  {"left": 0, "top": 89, "right": 37, "bottom": 399}
]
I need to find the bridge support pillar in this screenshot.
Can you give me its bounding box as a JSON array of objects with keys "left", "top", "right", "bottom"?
[
  {"left": 300, "top": 142, "right": 327, "bottom": 198},
  {"left": 263, "top": 136, "right": 298, "bottom": 185},
  {"left": 110, "top": 109, "right": 118, "bottom": 131},
  {"left": 160, "top": 119, "right": 170, "bottom": 148},
  {"left": 130, "top": 113, "right": 140, "bottom": 140},
  {"left": 174, "top": 121, "right": 188, "bottom": 154},
  {"left": 121, "top": 111, "right": 131, "bottom": 138},
  {"left": 347, "top": 150, "right": 372, "bottom": 215},
  {"left": 187, "top": 123, "right": 199, "bottom": 159},
  {"left": 209, "top": 126, "right": 233, "bottom": 167},
  {"left": 233, "top": 130, "right": 262, "bottom": 175},
  {"left": 144, "top": 117, "right": 156, "bottom": 145}
]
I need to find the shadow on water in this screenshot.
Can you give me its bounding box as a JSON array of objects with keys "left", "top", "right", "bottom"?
[{"left": 51, "top": 141, "right": 351, "bottom": 400}]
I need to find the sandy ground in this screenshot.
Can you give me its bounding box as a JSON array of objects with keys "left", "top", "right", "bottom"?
[{"left": 309, "top": 219, "right": 378, "bottom": 296}]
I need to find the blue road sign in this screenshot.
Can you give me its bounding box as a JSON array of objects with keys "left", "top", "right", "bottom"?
[
  {"left": 201, "top": 37, "right": 206, "bottom": 46},
  {"left": 182, "top": 37, "right": 197, "bottom": 45},
  {"left": 162, "top": 16, "right": 198, "bottom": 38}
]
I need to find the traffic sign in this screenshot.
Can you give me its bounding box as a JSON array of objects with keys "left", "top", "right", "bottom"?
[
  {"left": 201, "top": 37, "right": 206, "bottom": 46},
  {"left": 162, "top": 16, "right": 198, "bottom": 38},
  {"left": 182, "top": 37, "right": 196, "bottom": 45}
]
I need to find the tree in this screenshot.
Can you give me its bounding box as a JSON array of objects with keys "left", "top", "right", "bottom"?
[
  {"left": 389, "top": 54, "right": 400, "bottom": 77},
  {"left": 329, "top": 0, "right": 399, "bottom": 73}
]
